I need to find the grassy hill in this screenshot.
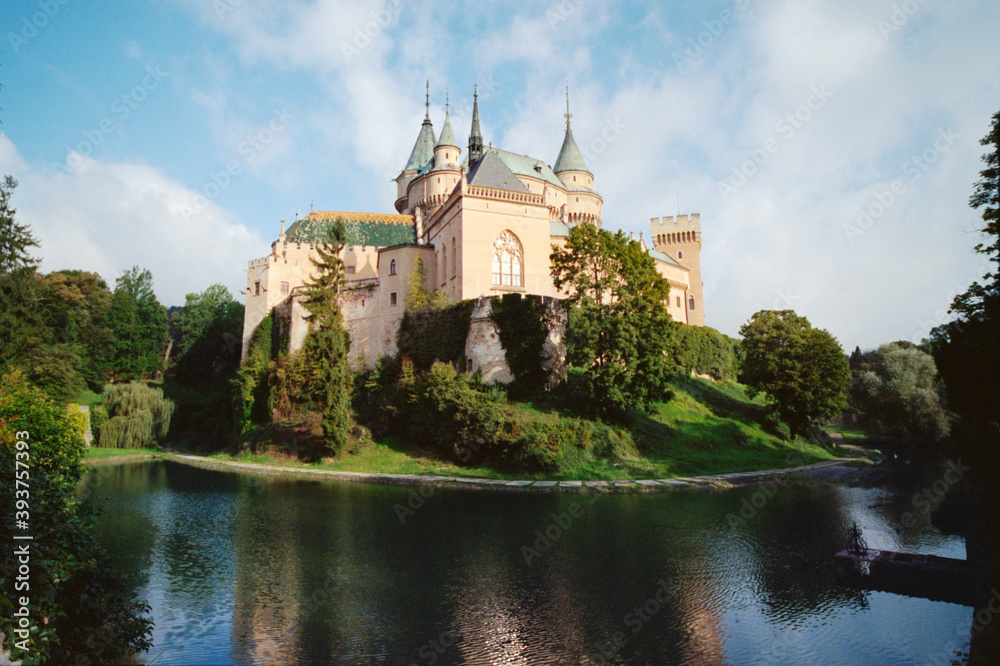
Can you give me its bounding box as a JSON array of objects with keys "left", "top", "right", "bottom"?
[{"left": 165, "top": 375, "right": 837, "bottom": 481}]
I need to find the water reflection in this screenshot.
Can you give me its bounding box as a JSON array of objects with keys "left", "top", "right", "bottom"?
[{"left": 85, "top": 461, "right": 980, "bottom": 665}]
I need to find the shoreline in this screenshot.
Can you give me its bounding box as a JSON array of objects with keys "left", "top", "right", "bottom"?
[{"left": 83, "top": 450, "right": 881, "bottom": 493}]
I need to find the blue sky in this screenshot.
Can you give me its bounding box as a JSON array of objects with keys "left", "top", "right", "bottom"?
[{"left": 1, "top": 0, "right": 997, "bottom": 350}]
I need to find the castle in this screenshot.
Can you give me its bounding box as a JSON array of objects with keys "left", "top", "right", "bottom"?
[{"left": 242, "top": 87, "right": 705, "bottom": 375}]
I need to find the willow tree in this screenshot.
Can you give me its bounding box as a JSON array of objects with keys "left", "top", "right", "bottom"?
[{"left": 301, "top": 220, "right": 352, "bottom": 456}]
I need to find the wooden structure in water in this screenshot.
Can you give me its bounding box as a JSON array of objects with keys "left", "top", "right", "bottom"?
[{"left": 835, "top": 547, "right": 979, "bottom": 606}]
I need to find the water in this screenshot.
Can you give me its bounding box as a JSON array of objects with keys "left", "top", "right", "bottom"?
[{"left": 85, "top": 460, "right": 985, "bottom": 665}]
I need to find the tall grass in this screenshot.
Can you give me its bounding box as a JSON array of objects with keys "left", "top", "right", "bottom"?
[{"left": 98, "top": 382, "right": 174, "bottom": 448}]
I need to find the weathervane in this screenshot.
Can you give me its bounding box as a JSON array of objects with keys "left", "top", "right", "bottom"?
[{"left": 565, "top": 82, "right": 572, "bottom": 130}]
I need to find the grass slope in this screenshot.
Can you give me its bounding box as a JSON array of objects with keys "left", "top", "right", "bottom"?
[{"left": 172, "top": 376, "right": 835, "bottom": 481}]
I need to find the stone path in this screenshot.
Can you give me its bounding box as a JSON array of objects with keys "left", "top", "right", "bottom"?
[{"left": 153, "top": 453, "right": 864, "bottom": 494}]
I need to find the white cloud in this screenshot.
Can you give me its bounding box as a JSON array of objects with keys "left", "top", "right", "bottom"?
[{"left": 0, "top": 135, "right": 269, "bottom": 307}]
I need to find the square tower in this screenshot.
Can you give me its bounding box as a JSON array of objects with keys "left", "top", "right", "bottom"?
[{"left": 651, "top": 213, "right": 705, "bottom": 326}]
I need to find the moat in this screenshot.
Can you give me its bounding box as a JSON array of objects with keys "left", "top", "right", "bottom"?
[{"left": 86, "top": 459, "right": 991, "bottom": 664}]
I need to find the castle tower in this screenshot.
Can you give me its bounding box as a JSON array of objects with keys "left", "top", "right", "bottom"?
[
  {"left": 427, "top": 96, "right": 462, "bottom": 208},
  {"left": 554, "top": 86, "right": 601, "bottom": 226},
  {"left": 468, "top": 87, "right": 484, "bottom": 164},
  {"left": 651, "top": 213, "right": 705, "bottom": 326},
  {"left": 395, "top": 81, "right": 436, "bottom": 212}
]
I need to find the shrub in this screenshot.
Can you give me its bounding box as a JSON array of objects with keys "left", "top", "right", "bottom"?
[
  {"left": 0, "top": 370, "right": 153, "bottom": 662},
  {"left": 99, "top": 382, "right": 173, "bottom": 448},
  {"left": 90, "top": 403, "right": 108, "bottom": 444}
]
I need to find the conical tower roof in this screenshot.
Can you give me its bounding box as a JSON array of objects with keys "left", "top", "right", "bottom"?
[
  {"left": 553, "top": 87, "right": 590, "bottom": 174},
  {"left": 403, "top": 82, "right": 437, "bottom": 172},
  {"left": 468, "top": 87, "right": 484, "bottom": 163},
  {"left": 436, "top": 101, "right": 458, "bottom": 149}
]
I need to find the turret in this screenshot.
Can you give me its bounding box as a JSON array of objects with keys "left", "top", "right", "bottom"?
[
  {"left": 651, "top": 213, "right": 705, "bottom": 326},
  {"left": 395, "top": 81, "right": 436, "bottom": 212},
  {"left": 432, "top": 96, "right": 461, "bottom": 170},
  {"left": 553, "top": 85, "right": 593, "bottom": 190}
]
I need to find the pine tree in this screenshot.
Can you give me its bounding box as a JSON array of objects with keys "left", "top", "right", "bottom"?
[{"left": 301, "top": 220, "right": 352, "bottom": 456}]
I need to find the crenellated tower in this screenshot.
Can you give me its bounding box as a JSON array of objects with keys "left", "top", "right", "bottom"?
[{"left": 651, "top": 213, "right": 704, "bottom": 326}]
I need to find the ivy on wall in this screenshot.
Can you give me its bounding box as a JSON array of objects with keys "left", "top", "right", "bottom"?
[
  {"left": 490, "top": 293, "right": 549, "bottom": 394},
  {"left": 397, "top": 299, "right": 476, "bottom": 371}
]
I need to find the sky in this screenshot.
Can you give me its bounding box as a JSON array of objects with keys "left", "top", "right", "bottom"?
[{"left": 1, "top": 0, "right": 997, "bottom": 351}]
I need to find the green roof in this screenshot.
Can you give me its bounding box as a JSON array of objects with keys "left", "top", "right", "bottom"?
[
  {"left": 554, "top": 126, "right": 590, "bottom": 174},
  {"left": 286, "top": 211, "right": 416, "bottom": 247},
  {"left": 549, "top": 220, "right": 571, "bottom": 237},
  {"left": 436, "top": 112, "right": 458, "bottom": 148},
  {"left": 403, "top": 117, "right": 436, "bottom": 172},
  {"left": 648, "top": 248, "right": 686, "bottom": 269}
]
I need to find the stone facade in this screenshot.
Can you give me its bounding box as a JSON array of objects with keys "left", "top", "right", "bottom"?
[{"left": 241, "top": 89, "right": 706, "bottom": 382}]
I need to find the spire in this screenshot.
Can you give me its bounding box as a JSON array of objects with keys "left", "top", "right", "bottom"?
[
  {"left": 553, "top": 84, "right": 590, "bottom": 174},
  {"left": 424, "top": 79, "right": 430, "bottom": 120},
  {"left": 468, "top": 85, "right": 484, "bottom": 163},
  {"left": 436, "top": 89, "right": 458, "bottom": 149},
  {"left": 402, "top": 80, "right": 436, "bottom": 172}
]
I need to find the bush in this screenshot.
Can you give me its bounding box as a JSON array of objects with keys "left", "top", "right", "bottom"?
[
  {"left": 90, "top": 403, "right": 108, "bottom": 444},
  {"left": 0, "top": 370, "right": 153, "bottom": 662},
  {"left": 99, "top": 382, "right": 173, "bottom": 448},
  {"left": 671, "top": 324, "right": 740, "bottom": 380}
]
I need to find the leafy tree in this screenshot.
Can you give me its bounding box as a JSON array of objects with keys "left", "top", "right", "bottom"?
[
  {"left": 851, "top": 343, "right": 951, "bottom": 444},
  {"left": 36, "top": 269, "right": 114, "bottom": 389},
  {"left": 172, "top": 283, "right": 244, "bottom": 384},
  {"left": 107, "top": 266, "right": 168, "bottom": 380},
  {"left": 301, "top": 221, "right": 352, "bottom": 456},
  {"left": 739, "top": 310, "right": 850, "bottom": 438},
  {"left": 405, "top": 257, "right": 446, "bottom": 311},
  {"left": 550, "top": 223, "right": 678, "bottom": 414},
  {"left": 930, "top": 110, "right": 1000, "bottom": 426},
  {"left": 0, "top": 370, "right": 153, "bottom": 662}
]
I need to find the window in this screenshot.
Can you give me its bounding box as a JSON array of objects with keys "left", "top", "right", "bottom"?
[
  {"left": 280, "top": 281, "right": 289, "bottom": 295},
  {"left": 389, "top": 259, "right": 397, "bottom": 275},
  {"left": 689, "top": 297, "right": 695, "bottom": 311},
  {"left": 451, "top": 237, "right": 456, "bottom": 277},
  {"left": 442, "top": 245, "right": 447, "bottom": 282},
  {"left": 676, "top": 296, "right": 681, "bottom": 308},
  {"left": 390, "top": 292, "right": 397, "bottom": 306},
  {"left": 347, "top": 266, "right": 356, "bottom": 274},
  {"left": 678, "top": 250, "right": 683, "bottom": 259},
  {"left": 492, "top": 230, "right": 523, "bottom": 287},
  {"left": 254, "top": 281, "right": 260, "bottom": 296}
]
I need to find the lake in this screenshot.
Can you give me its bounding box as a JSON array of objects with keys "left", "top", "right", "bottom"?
[{"left": 84, "top": 459, "right": 990, "bottom": 665}]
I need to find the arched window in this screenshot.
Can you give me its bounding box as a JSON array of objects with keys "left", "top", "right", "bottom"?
[
  {"left": 442, "top": 245, "right": 447, "bottom": 282},
  {"left": 389, "top": 259, "right": 397, "bottom": 275},
  {"left": 678, "top": 250, "right": 683, "bottom": 259},
  {"left": 492, "top": 230, "right": 522, "bottom": 287},
  {"left": 688, "top": 297, "right": 695, "bottom": 311},
  {"left": 451, "top": 237, "right": 456, "bottom": 277}
]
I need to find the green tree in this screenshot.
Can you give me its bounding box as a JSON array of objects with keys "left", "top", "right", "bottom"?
[
  {"left": 739, "top": 310, "right": 850, "bottom": 438},
  {"left": 172, "top": 283, "right": 244, "bottom": 384},
  {"left": 301, "top": 221, "right": 352, "bottom": 456},
  {"left": 0, "top": 176, "right": 47, "bottom": 374},
  {"left": 405, "top": 257, "right": 446, "bottom": 311},
  {"left": 851, "top": 343, "right": 951, "bottom": 444},
  {"left": 0, "top": 370, "right": 153, "bottom": 662},
  {"left": 107, "top": 266, "right": 167, "bottom": 380},
  {"left": 550, "top": 223, "right": 678, "bottom": 414},
  {"left": 930, "top": 110, "right": 1000, "bottom": 426},
  {"left": 36, "top": 269, "right": 114, "bottom": 389},
  {"left": 0, "top": 175, "right": 38, "bottom": 273}
]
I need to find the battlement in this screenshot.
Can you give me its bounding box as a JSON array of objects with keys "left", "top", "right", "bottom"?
[{"left": 651, "top": 213, "right": 701, "bottom": 246}]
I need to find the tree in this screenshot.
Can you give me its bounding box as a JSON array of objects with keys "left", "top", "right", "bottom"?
[
  {"left": 851, "top": 343, "right": 951, "bottom": 444},
  {"left": 739, "top": 310, "right": 850, "bottom": 438},
  {"left": 0, "top": 176, "right": 48, "bottom": 376},
  {"left": 172, "top": 283, "right": 244, "bottom": 384},
  {"left": 405, "top": 257, "right": 446, "bottom": 311},
  {"left": 36, "top": 269, "right": 114, "bottom": 389},
  {"left": 107, "top": 266, "right": 168, "bottom": 380},
  {"left": 0, "top": 175, "right": 38, "bottom": 273},
  {"left": 930, "top": 110, "right": 1000, "bottom": 426},
  {"left": 301, "top": 221, "right": 352, "bottom": 456},
  {"left": 0, "top": 370, "right": 153, "bottom": 662},
  {"left": 550, "top": 223, "right": 678, "bottom": 414}
]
